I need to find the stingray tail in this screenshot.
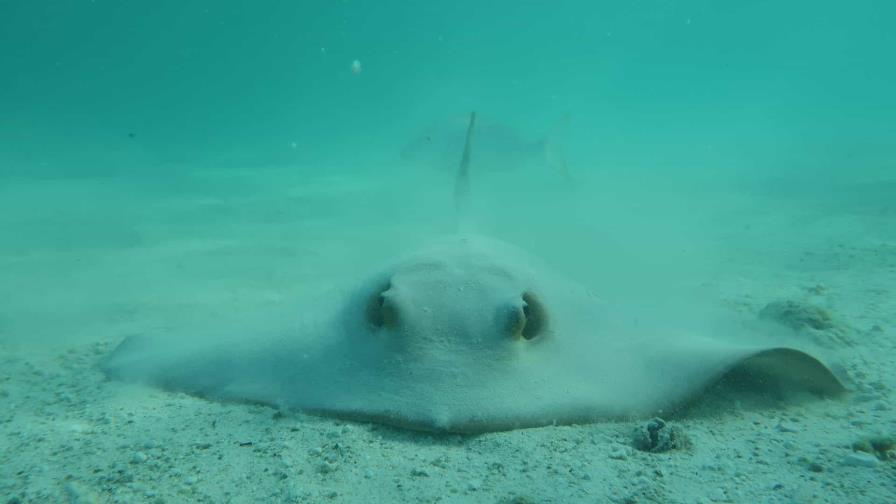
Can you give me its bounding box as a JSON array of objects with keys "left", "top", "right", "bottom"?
[{"left": 454, "top": 111, "right": 476, "bottom": 232}]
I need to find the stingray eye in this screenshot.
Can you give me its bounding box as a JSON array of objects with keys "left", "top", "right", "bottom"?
[
  {"left": 509, "top": 291, "right": 547, "bottom": 340},
  {"left": 365, "top": 282, "right": 399, "bottom": 329}
]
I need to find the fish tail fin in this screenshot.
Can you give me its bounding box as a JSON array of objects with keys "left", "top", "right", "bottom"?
[{"left": 542, "top": 113, "right": 572, "bottom": 182}]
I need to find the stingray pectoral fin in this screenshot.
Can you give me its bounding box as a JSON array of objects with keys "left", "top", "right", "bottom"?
[
  {"left": 645, "top": 343, "right": 848, "bottom": 417},
  {"left": 100, "top": 333, "right": 246, "bottom": 396},
  {"left": 100, "top": 333, "right": 157, "bottom": 381},
  {"left": 717, "top": 347, "right": 846, "bottom": 397}
]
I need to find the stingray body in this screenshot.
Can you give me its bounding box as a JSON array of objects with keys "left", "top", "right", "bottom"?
[
  {"left": 103, "top": 111, "right": 843, "bottom": 433},
  {"left": 102, "top": 234, "right": 844, "bottom": 433}
]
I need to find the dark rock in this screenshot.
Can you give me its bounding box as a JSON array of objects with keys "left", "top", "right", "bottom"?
[
  {"left": 759, "top": 300, "right": 833, "bottom": 330},
  {"left": 631, "top": 418, "right": 690, "bottom": 453}
]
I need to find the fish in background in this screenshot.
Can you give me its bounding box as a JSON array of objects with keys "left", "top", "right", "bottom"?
[{"left": 400, "top": 113, "right": 571, "bottom": 179}]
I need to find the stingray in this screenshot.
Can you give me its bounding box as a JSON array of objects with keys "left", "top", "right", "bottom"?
[{"left": 102, "top": 113, "right": 845, "bottom": 433}]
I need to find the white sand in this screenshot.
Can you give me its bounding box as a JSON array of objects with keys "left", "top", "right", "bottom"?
[{"left": 1, "top": 165, "right": 894, "bottom": 503}]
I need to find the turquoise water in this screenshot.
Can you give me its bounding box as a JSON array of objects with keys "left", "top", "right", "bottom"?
[
  {"left": 3, "top": 2, "right": 893, "bottom": 174},
  {"left": 1, "top": 2, "right": 894, "bottom": 503}
]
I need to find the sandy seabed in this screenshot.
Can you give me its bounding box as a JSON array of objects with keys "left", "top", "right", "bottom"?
[{"left": 1, "top": 166, "right": 894, "bottom": 503}]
